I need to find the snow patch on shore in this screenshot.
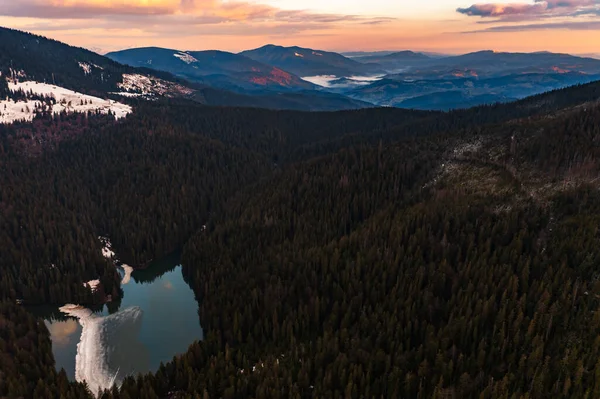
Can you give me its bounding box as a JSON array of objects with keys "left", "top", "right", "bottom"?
[
  {"left": 102, "top": 246, "right": 115, "bottom": 258},
  {"left": 83, "top": 280, "right": 101, "bottom": 293},
  {"left": 99, "top": 236, "right": 133, "bottom": 284},
  {"left": 60, "top": 305, "right": 145, "bottom": 397},
  {"left": 99, "top": 236, "right": 116, "bottom": 260}
]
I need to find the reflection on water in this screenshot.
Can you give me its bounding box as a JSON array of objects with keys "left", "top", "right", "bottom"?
[
  {"left": 128, "top": 251, "right": 180, "bottom": 285},
  {"left": 46, "top": 318, "right": 79, "bottom": 347},
  {"left": 29, "top": 253, "right": 203, "bottom": 393}
]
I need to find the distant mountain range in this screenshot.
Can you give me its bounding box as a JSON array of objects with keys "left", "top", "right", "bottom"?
[
  {"left": 106, "top": 47, "right": 316, "bottom": 93},
  {"left": 348, "top": 51, "right": 432, "bottom": 72},
  {"left": 400, "top": 50, "right": 600, "bottom": 77},
  {"left": 342, "top": 50, "right": 450, "bottom": 59},
  {"left": 0, "top": 27, "right": 369, "bottom": 113},
  {"left": 3, "top": 25, "right": 600, "bottom": 112},
  {"left": 240, "top": 44, "right": 382, "bottom": 77},
  {"left": 344, "top": 50, "right": 600, "bottom": 109},
  {"left": 580, "top": 53, "right": 600, "bottom": 60},
  {"left": 107, "top": 44, "right": 600, "bottom": 111},
  {"left": 347, "top": 72, "right": 600, "bottom": 110}
]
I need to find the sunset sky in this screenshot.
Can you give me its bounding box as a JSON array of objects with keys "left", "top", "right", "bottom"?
[{"left": 0, "top": 0, "right": 599, "bottom": 54}]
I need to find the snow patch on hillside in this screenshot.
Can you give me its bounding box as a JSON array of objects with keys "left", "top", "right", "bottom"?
[
  {"left": 0, "top": 80, "right": 132, "bottom": 124},
  {"left": 8, "top": 68, "right": 26, "bottom": 79},
  {"left": 78, "top": 62, "right": 92, "bottom": 75},
  {"left": 294, "top": 52, "right": 304, "bottom": 58},
  {"left": 174, "top": 52, "right": 198, "bottom": 64},
  {"left": 118, "top": 74, "right": 194, "bottom": 97},
  {"left": 110, "top": 92, "right": 144, "bottom": 98},
  {"left": 60, "top": 304, "right": 145, "bottom": 397}
]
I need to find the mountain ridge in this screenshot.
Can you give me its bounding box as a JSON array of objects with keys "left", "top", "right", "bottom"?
[
  {"left": 240, "top": 44, "right": 383, "bottom": 76},
  {"left": 106, "top": 47, "right": 317, "bottom": 93}
]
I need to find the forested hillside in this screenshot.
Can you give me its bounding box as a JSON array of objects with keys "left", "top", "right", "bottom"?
[{"left": 2, "top": 69, "right": 600, "bottom": 398}]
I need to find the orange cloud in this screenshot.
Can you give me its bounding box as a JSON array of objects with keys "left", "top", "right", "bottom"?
[
  {"left": 457, "top": 0, "right": 600, "bottom": 19},
  {"left": 0, "top": 0, "right": 176, "bottom": 18},
  {"left": 2, "top": 0, "right": 600, "bottom": 54},
  {"left": 0, "top": 0, "right": 394, "bottom": 52},
  {"left": 0, "top": 0, "right": 390, "bottom": 23}
]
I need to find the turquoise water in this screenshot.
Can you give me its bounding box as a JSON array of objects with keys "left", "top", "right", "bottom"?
[{"left": 32, "top": 253, "right": 203, "bottom": 381}]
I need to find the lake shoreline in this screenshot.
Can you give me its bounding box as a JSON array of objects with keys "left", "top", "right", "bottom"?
[{"left": 28, "top": 254, "right": 203, "bottom": 388}]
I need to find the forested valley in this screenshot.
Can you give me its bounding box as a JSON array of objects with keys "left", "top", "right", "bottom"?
[{"left": 2, "top": 79, "right": 600, "bottom": 398}]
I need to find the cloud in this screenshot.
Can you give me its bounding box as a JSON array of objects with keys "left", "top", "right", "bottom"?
[
  {"left": 457, "top": 3, "right": 544, "bottom": 17},
  {"left": 0, "top": 0, "right": 390, "bottom": 25},
  {"left": 544, "top": 0, "right": 597, "bottom": 8},
  {"left": 0, "top": 0, "right": 176, "bottom": 19},
  {"left": 0, "top": 0, "right": 395, "bottom": 50},
  {"left": 0, "top": 0, "right": 395, "bottom": 53},
  {"left": 457, "top": 0, "right": 600, "bottom": 19},
  {"left": 463, "top": 19, "right": 600, "bottom": 31}
]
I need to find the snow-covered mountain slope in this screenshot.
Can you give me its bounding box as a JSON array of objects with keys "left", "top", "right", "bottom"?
[
  {"left": 0, "top": 80, "right": 131, "bottom": 124},
  {"left": 0, "top": 27, "right": 200, "bottom": 109}
]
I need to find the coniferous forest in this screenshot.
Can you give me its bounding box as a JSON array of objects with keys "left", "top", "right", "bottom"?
[{"left": 2, "top": 76, "right": 600, "bottom": 399}]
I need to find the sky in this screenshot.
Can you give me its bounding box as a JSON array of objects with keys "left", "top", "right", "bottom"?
[{"left": 0, "top": 0, "right": 599, "bottom": 54}]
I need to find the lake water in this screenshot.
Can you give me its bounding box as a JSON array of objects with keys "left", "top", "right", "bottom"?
[{"left": 29, "top": 253, "right": 203, "bottom": 395}]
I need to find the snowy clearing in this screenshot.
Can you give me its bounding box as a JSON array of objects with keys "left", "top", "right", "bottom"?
[
  {"left": 0, "top": 99, "right": 42, "bottom": 124},
  {"left": 0, "top": 80, "right": 132, "bottom": 124},
  {"left": 118, "top": 73, "right": 194, "bottom": 97}
]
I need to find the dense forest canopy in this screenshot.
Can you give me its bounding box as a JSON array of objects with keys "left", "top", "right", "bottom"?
[{"left": 2, "top": 57, "right": 600, "bottom": 398}]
